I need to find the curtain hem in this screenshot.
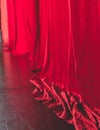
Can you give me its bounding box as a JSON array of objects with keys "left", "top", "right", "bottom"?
[{"left": 30, "top": 74, "right": 100, "bottom": 130}]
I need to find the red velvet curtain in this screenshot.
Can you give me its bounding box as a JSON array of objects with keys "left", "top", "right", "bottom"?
[
  {"left": 71, "top": 0, "right": 100, "bottom": 108},
  {"left": 2, "top": 0, "right": 100, "bottom": 129},
  {"left": 1, "top": 0, "right": 9, "bottom": 47}
]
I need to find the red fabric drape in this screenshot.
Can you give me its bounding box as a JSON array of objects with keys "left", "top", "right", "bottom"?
[
  {"left": 6, "top": 0, "right": 37, "bottom": 55},
  {"left": 1, "top": 0, "right": 9, "bottom": 47},
  {"left": 71, "top": 0, "right": 100, "bottom": 108},
  {"left": 3, "top": 0, "right": 100, "bottom": 129}
]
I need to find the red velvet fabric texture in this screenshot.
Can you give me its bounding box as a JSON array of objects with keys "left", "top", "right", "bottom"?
[
  {"left": 5, "top": 0, "right": 100, "bottom": 129},
  {"left": 6, "top": 0, "right": 37, "bottom": 55}
]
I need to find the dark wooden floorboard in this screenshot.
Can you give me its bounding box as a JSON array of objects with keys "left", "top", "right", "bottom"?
[{"left": 0, "top": 52, "right": 75, "bottom": 130}]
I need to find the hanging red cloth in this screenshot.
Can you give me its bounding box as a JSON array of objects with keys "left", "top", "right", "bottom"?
[
  {"left": 30, "top": 1, "right": 100, "bottom": 129},
  {"left": 1, "top": 0, "right": 9, "bottom": 47},
  {"left": 70, "top": 0, "right": 100, "bottom": 108},
  {"left": 6, "top": 0, "right": 37, "bottom": 55},
  {"left": 3, "top": 0, "right": 100, "bottom": 129}
]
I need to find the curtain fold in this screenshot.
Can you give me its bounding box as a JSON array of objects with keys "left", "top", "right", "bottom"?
[
  {"left": 1, "top": 0, "right": 9, "bottom": 48},
  {"left": 5, "top": 0, "right": 37, "bottom": 55},
  {"left": 2, "top": 0, "right": 100, "bottom": 129}
]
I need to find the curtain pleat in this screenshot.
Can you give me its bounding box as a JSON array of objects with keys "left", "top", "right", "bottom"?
[{"left": 1, "top": 0, "right": 9, "bottom": 47}]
